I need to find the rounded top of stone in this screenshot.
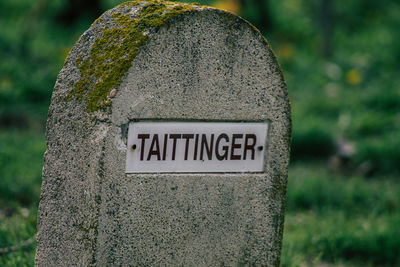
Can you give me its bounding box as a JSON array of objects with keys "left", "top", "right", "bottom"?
[{"left": 59, "top": 0, "right": 284, "bottom": 115}]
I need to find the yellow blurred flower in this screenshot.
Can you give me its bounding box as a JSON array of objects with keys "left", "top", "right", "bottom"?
[
  {"left": 278, "top": 43, "right": 295, "bottom": 60},
  {"left": 0, "top": 76, "right": 12, "bottom": 92},
  {"left": 346, "top": 69, "right": 362, "bottom": 85},
  {"left": 213, "top": 0, "right": 241, "bottom": 14}
]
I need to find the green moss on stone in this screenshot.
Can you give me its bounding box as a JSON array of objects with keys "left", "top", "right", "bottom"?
[{"left": 69, "top": 0, "right": 199, "bottom": 112}]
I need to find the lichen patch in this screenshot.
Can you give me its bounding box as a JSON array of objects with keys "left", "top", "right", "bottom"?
[{"left": 68, "top": 0, "right": 201, "bottom": 112}]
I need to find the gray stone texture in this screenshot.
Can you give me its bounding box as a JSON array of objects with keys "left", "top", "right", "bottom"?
[{"left": 36, "top": 1, "right": 291, "bottom": 266}]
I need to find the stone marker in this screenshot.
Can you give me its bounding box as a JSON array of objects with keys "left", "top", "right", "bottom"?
[{"left": 36, "top": 1, "right": 291, "bottom": 266}]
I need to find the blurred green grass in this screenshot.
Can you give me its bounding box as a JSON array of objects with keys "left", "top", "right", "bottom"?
[
  {"left": 0, "top": 131, "right": 45, "bottom": 208},
  {"left": 0, "top": 131, "right": 43, "bottom": 266},
  {"left": 1, "top": 0, "right": 399, "bottom": 265},
  {"left": 282, "top": 163, "right": 400, "bottom": 266}
]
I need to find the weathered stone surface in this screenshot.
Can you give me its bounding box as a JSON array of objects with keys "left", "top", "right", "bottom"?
[{"left": 36, "top": 1, "right": 291, "bottom": 266}]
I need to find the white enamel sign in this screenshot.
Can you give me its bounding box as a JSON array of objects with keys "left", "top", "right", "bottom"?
[{"left": 126, "top": 122, "right": 268, "bottom": 173}]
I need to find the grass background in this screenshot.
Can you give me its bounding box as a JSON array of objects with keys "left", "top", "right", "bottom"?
[{"left": 0, "top": 0, "right": 399, "bottom": 265}]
